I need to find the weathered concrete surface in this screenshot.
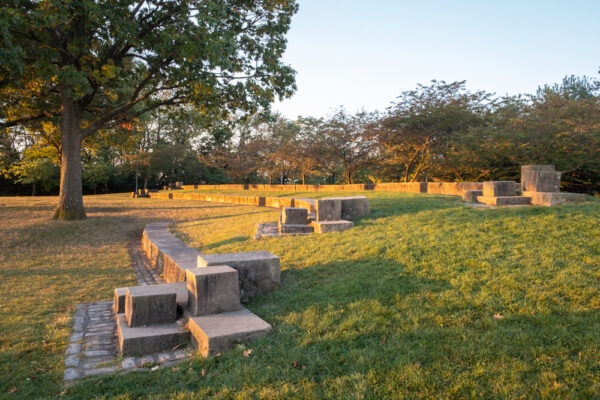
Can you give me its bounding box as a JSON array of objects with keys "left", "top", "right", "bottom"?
[
  {"left": 311, "top": 220, "right": 354, "bottom": 234},
  {"left": 198, "top": 251, "right": 280, "bottom": 299},
  {"left": 188, "top": 307, "right": 272, "bottom": 358},
  {"left": 315, "top": 198, "right": 342, "bottom": 221},
  {"left": 278, "top": 222, "right": 314, "bottom": 234},
  {"left": 521, "top": 165, "right": 561, "bottom": 193},
  {"left": 186, "top": 266, "right": 241, "bottom": 316},
  {"left": 482, "top": 181, "right": 517, "bottom": 197},
  {"left": 281, "top": 207, "right": 308, "bottom": 225},
  {"left": 477, "top": 196, "right": 531, "bottom": 206},
  {"left": 522, "top": 191, "right": 586, "bottom": 206},
  {"left": 463, "top": 190, "right": 483, "bottom": 203},
  {"left": 125, "top": 285, "right": 177, "bottom": 327},
  {"left": 325, "top": 196, "right": 370, "bottom": 220},
  {"left": 117, "top": 314, "right": 188, "bottom": 356},
  {"left": 114, "top": 282, "right": 187, "bottom": 314}
]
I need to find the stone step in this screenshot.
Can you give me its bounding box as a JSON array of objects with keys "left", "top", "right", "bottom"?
[
  {"left": 522, "top": 191, "right": 586, "bottom": 206},
  {"left": 278, "top": 222, "right": 314, "bottom": 234},
  {"left": 188, "top": 307, "right": 272, "bottom": 357},
  {"left": 113, "top": 282, "right": 188, "bottom": 315},
  {"left": 198, "top": 251, "right": 280, "bottom": 299},
  {"left": 281, "top": 207, "right": 308, "bottom": 225},
  {"left": 116, "top": 314, "right": 188, "bottom": 356},
  {"left": 482, "top": 181, "right": 517, "bottom": 197},
  {"left": 311, "top": 220, "right": 353, "bottom": 233},
  {"left": 477, "top": 196, "right": 531, "bottom": 206},
  {"left": 463, "top": 190, "right": 483, "bottom": 203},
  {"left": 186, "top": 266, "right": 241, "bottom": 316},
  {"left": 125, "top": 285, "right": 178, "bottom": 327}
]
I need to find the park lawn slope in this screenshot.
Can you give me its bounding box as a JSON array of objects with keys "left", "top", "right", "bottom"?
[{"left": 2, "top": 192, "right": 600, "bottom": 398}]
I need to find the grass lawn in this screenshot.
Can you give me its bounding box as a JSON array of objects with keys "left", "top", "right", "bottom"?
[{"left": 1, "top": 191, "right": 600, "bottom": 399}]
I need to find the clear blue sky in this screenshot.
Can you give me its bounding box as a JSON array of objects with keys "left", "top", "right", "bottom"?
[{"left": 272, "top": 0, "right": 600, "bottom": 119}]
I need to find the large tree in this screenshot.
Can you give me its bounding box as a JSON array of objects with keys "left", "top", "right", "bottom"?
[{"left": 1, "top": 0, "right": 297, "bottom": 219}]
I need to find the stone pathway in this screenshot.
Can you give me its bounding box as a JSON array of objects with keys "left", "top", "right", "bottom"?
[{"left": 63, "top": 236, "right": 190, "bottom": 382}]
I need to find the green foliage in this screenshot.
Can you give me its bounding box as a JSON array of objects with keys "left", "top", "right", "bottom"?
[{"left": 83, "top": 162, "right": 114, "bottom": 193}]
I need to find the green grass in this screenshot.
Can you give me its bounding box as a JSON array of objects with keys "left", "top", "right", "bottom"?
[{"left": 2, "top": 192, "right": 600, "bottom": 398}]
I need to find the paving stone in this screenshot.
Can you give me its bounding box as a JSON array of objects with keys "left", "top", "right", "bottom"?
[
  {"left": 64, "top": 368, "right": 80, "bottom": 381},
  {"left": 186, "top": 266, "right": 240, "bottom": 316},
  {"left": 189, "top": 307, "right": 272, "bottom": 358},
  {"left": 172, "top": 350, "right": 188, "bottom": 360},
  {"left": 157, "top": 353, "right": 172, "bottom": 363},
  {"left": 66, "top": 343, "right": 81, "bottom": 355},
  {"left": 198, "top": 251, "right": 280, "bottom": 299},
  {"left": 139, "top": 355, "right": 156, "bottom": 366},
  {"left": 84, "top": 366, "right": 118, "bottom": 376},
  {"left": 65, "top": 355, "right": 80, "bottom": 367},
  {"left": 125, "top": 285, "right": 177, "bottom": 327},
  {"left": 84, "top": 349, "right": 112, "bottom": 357},
  {"left": 122, "top": 357, "right": 137, "bottom": 369},
  {"left": 70, "top": 333, "right": 83, "bottom": 342}
]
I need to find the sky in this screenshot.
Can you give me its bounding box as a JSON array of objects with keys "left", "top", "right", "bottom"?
[{"left": 272, "top": 0, "right": 600, "bottom": 119}]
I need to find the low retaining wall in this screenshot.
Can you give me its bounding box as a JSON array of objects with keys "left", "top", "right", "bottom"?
[
  {"left": 177, "top": 181, "right": 483, "bottom": 197},
  {"left": 148, "top": 192, "right": 318, "bottom": 211}
]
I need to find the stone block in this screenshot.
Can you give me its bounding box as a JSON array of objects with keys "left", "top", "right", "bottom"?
[
  {"left": 198, "top": 251, "right": 280, "bottom": 299},
  {"left": 117, "top": 314, "right": 188, "bottom": 356},
  {"left": 482, "top": 181, "right": 517, "bottom": 197},
  {"left": 325, "top": 196, "right": 370, "bottom": 220},
  {"left": 113, "top": 287, "right": 127, "bottom": 314},
  {"left": 522, "top": 191, "right": 586, "bottom": 206},
  {"left": 188, "top": 307, "right": 272, "bottom": 357},
  {"left": 463, "top": 190, "right": 483, "bottom": 203},
  {"left": 521, "top": 165, "right": 561, "bottom": 193},
  {"left": 125, "top": 285, "right": 177, "bottom": 327},
  {"left": 315, "top": 198, "right": 342, "bottom": 221},
  {"left": 311, "top": 220, "right": 353, "bottom": 233},
  {"left": 278, "top": 222, "right": 314, "bottom": 234},
  {"left": 186, "top": 266, "right": 241, "bottom": 316},
  {"left": 281, "top": 207, "right": 308, "bottom": 225},
  {"left": 476, "top": 196, "right": 531, "bottom": 206}
]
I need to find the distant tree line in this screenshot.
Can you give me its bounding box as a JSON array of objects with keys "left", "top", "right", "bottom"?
[{"left": 2, "top": 74, "right": 600, "bottom": 195}]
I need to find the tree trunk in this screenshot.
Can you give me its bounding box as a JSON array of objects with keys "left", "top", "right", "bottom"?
[
  {"left": 32, "top": 182, "right": 36, "bottom": 197},
  {"left": 53, "top": 91, "right": 86, "bottom": 220}
]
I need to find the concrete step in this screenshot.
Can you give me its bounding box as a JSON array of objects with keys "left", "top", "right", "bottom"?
[
  {"left": 477, "top": 196, "right": 531, "bottom": 206},
  {"left": 125, "top": 285, "right": 178, "bottom": 327},
  {"left": 278, "top": 222, "right": 314, "bottom": 234},
  {"left": 113, "top": 282, "right": 188, "bottom": 315},
  {"left": 311, "top": 220, "right": 353, "bottom": 233},
  {"left": 116, "top": 314, "right": 188, "bottom": 356},
  {"left": 188, "top": 307, "right": 272, "bottom": 357}
]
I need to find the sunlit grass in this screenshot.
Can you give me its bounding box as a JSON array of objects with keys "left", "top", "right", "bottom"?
[{"left": 1, "top": 192, "right": 600, "bottom": 399}]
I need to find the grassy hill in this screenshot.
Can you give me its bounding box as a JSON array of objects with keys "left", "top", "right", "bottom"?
[{"left": 1, "top": 192, "right": 599, "bottom": 399}]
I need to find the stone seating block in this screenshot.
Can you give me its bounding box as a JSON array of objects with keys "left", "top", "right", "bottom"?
[
  {"left": 282, "top": 207, "right": 308, "bottom": 225},
  {"left": 522, "top": 191, "right": 586, "bottom": 206},
  {"left": 463, "top": 190, "right": 483, "bottom": 203},
  {"left": 186, "top": 266, "right": 241, "bottom": 316},
  {"left": 521, "top": 165, "right": 561, "bottom": 193},
  {"left": 482, "top": 181, "right": 517, "bottom": 197},
  {"left": 311, "top": 220, "right": 353, "bottom": 234},
  {"left": 325, "top": 196, "right": 370, "bottom": 220},
  {"left": 117, "top": 314, "right": 188, "bottom": 356},
  {"left": 188, "top": 307, "right": 272, "bottom": 358},
  {"left": 125, "top": 285, "right": 177, "bottom": 327},
  {"left": 315, "top": 198, "right": 342, "bottom": 221},
  {"left": 198, "top": 251, "right": 280, "bottom": 299},
  {"left": 477, "top": 196, "right": 531, "bottom": 206}
]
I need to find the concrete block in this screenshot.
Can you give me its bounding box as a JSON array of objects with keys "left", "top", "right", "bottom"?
[
  {"left": 125, "top": 285, "right": 177, "bottom": 327},
  {"left": 482, "top": 181, "right": 517, "bottom": 197},
  {"left": 278, "top": 222, "right": 314, "bottom": 234},
  {"left": 113, "top": 287, "right": 127, "bottom": 314},
  {"left": 198, "top": 251, "right": 280, "bottom": 299},
  {"left": 188, "top": 307, "right": 272, "bottom": 357},
  {"left": 117, "top": 314, "right": 188, "bottom": 356},
  {"left": 315, "top": 198, "right": 342, "bottom": 221},
  {"left": 523, "top": 191, "right": 586, "bottom": 206},
  {"left": 311, "top": 220, "right": 353, "bottom": 233},
  {"left": 521, "top": 165, "right": 561, "bottom": 193},
  {"left": 463, "top": 190, "right": 483, "bottom": 203},
  {"left": 186, "top": 266, "right": 241, "bottom": 316},
  {"left": 476, "top": 196, "right": 531, "bottom": 206},
  {"left": 325, "top": 196, "right": 370, "bottom": 220},
  {"left": 281, "top": 207, "right": 308, "bottom": 225}
]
